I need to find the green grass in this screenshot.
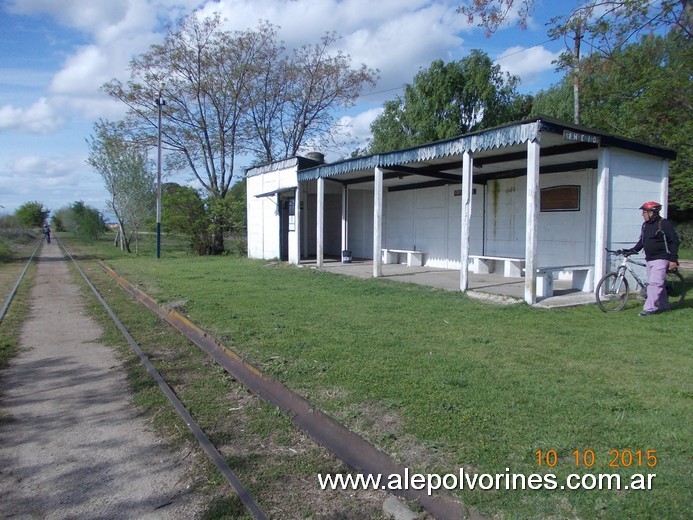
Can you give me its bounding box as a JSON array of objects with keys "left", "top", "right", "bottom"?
[
  {"left": 60, "top": 232, "right": 387, "bottom": 518},
  {"left": 0, "top": 241, "right": 38, "bottom": 426},
  {"left": 59, "top": 233, "right": 692, "bottom": 519}
]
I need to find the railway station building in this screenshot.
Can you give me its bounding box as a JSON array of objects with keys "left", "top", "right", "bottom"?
[{"left": 245, "top": 116, "right": 676, "bottom": 305}]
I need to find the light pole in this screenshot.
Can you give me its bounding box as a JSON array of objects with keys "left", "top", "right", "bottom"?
[{"left": 155, "top": 82, "right": 165, "bottom": 259}]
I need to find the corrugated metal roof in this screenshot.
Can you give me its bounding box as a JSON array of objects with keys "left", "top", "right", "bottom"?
[
  {"left": 247, "top": 117, "right": 675, "bottom": 183},
  {"left": 298, "top": 121, "right": 541, "bottom": 181}
]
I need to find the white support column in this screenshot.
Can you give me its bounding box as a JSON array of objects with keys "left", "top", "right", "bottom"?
[
  {"left": 341, "top": 185, "right": 348, "bottom": 254},
  {"left": 594, "top": 148, "right": 610, "bottom": 283},
  {"left": 317, "top": 177, "right": 324, "bottom": 268},
  {"left": 373, "top": 167, "right": 383, "bottom": 278},
  {"left": 524, "top": 139, "right": 540, "bottom": 304},
  {"left": 460, "top": 151, "right": 473, "bottom": 291},
  {"left": 293, "top": 184, "right": 302, "bottom": 265},
  {"left": 660, "top": 159, "right": 670, "bottom": 217}
]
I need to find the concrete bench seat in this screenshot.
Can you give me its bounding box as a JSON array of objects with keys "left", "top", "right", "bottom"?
[
  {"left": 469, "top": 255, "right": 525, "bottom": 278},
  {"left": 534, "top": 265, "right": 594, "bottom": 298},
  {"left": 382, "top": 248, "right": 425, "bottom": 267}
]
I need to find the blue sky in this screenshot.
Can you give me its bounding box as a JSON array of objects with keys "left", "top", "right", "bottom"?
[{"left": 0, "top": 0, "right": 570, "bottom": 218}]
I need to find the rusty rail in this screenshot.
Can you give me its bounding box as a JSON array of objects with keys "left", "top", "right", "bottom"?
[{"left": 100, "top": 261, "right": 482, "bottom": 520}]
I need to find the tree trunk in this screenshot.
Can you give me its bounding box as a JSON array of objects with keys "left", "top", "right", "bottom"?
[
  {"left": 211, "top": 225, "right": 225, "bottom": 254},
  {"left": 116, "top": 218, "right": 131, "bottom": 253}
]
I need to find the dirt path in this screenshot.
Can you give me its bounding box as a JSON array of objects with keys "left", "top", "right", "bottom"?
[{"left": 0, "top": 242, "right": 205, "bottom": 518}]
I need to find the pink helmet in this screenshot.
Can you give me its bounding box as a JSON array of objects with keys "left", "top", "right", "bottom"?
[{"left": 639, "top": 201, "right": 662, "bottom": 212}]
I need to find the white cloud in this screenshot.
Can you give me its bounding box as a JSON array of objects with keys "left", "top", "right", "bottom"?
[
  {"left": 209, "top": 0, "right": 469, "bottom": 93},
  {"left": 496, "top": 45, "right": 560, "bottom": 86},
  {"left": 0, "top": 152, "right": 103, "bottom": 214},
  {"left": 0, "top": 97, "right": 63, "bottom": 133}
]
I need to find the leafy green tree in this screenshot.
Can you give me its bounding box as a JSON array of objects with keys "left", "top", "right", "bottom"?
[
  {"left": 531, "top": 79, "right": 574, "bottom": 122},
  {"left": 226, "top": 177, "right": 247, "bottom": 236},
  {"left": 369, "top": 51, "right": 531, "bottom": 153},
  {"left": 162, "top": 185, "right": 212, "bottom": 255},
  {"left": 15, "top": 201, "right": 49, "bottom": 228},
  {"left": 54, "top": 202, "right": 106, "bottom": 240},
  {"left": 86, "top": 120, "right": 156, "bottom": 253},
  {"left": 581, "top": 32, "right": 692, "bottom": 210},
  {"left": 460, "top": 1, "right": 692, "bottom": 123},
  {"left": 531, "top": 32, "right": 692, "bottom": 210}
]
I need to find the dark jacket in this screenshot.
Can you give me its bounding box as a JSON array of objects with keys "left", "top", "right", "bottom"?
[{"left": 632, "top": 215, "right": 679, "bottom": 262}]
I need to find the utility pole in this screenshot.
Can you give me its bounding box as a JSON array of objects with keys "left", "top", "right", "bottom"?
[{"left": 156, "top": 82, "right": 165, "bottom": 259}]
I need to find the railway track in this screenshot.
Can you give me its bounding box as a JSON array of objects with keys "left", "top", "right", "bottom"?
[
  {"left": 2, "top": 238, "right": 477, "bottom": 520},
  {"left": 2, "top": 237, "right": 267, "bottom": 519}
]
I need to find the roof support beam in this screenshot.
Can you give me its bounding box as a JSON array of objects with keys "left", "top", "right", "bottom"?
[
  {"left": 594, "top": 148, "right": 610, "bottom": 283},
  {"left": 524, "top": 139, "right": 540, "bottom": 305},
  {"left": 373, "top": 167, "right": 384, "bottom": 278},
  {"left": 474, "top": 142, "right": 597, "bottom": 167},
  {"left": 460, "top": 151, "right": 473, "bottom": 292},
  {"left": 474, "top": 160, "right": 598, "bottom": 184},
  {"left": 317, "top": 177, "right": 324, "bottom": 269}
]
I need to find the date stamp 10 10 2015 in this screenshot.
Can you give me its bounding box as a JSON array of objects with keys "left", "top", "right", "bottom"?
[{"left": 535, "top": 449, "right": 658, "bottom": 469}]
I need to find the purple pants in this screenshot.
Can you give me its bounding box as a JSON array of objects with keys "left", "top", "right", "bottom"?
[{"left": 644, "top": 259, "right": 670, "bottom": 312}]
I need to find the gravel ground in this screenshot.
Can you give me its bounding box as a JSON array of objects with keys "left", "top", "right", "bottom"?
[{"left": 0, "top": 242, "right": 206, "bottom": 519}]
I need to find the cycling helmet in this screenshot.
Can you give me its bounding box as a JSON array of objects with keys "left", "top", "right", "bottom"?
[{"left": 639, "top": 201, "right": 662, "bottom": 212}]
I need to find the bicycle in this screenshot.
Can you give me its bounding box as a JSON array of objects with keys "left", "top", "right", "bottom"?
[{"left": 595, "top": 249, "right": 686, "bottom": 312}]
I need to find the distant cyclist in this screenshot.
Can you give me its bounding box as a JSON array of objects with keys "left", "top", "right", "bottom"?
[
  {"left": 623, "top": 201, "right": 680, "bottom": 316},
  {"left": 42, "top": 223, "right": 52, "bottom": 244}
]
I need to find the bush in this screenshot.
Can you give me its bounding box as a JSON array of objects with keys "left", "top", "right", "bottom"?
[
  {"left": 53, "top": 201, "right": 107, "bottom": 240},
  {"left": 0, "top": 237, "right": 11, "bottom": 260},
  {"left": 15, "top": 201, "right": 49, "bottom": 227},
  {"left": 675, "top": 221, "right": 693, "bottom": 250}
]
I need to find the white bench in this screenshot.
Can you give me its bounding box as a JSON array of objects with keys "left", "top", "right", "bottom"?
[
  {"left": 469, "top": 255, "right": 525, "bottom": 278},
  {"left": 535, "top": 265, "right": 594, "bottom": 298},
  {"left": 382, "top": 248, "right": 425, "bottom": 267}
]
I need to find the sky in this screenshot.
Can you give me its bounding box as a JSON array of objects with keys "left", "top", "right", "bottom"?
[{"left": 0, "top": 0, "right": 571, "bottom": 219}]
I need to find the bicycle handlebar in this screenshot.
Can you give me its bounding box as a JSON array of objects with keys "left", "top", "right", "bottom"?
[{"left": 605, "top": 248, "right": 634, "bottom": 257}]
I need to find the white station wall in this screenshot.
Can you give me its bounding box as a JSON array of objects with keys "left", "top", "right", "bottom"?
[
  {"left": 346, "top": 188, "right": 374, "bottom": 260},
  {"left": 377, "top": 171, "right": 598, "bottom": 269},
  {"left": 246, "top": 165, "right": 297, "bottom": 260},
  {"left": 382, "top": 184, "right": 484, "bottom": 268},
  {"left": 609, "top": 150, "right": 667, "bottom": 250},
  {"left": 484, "top": 171, "right": 596, "bottom": 267}
]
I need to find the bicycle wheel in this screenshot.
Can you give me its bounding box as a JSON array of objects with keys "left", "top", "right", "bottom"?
[
  {"left": 665, "top": 270, "right": 686, "bottom": 308},
  {"left": 596, "top": 273, "right": 630, "bottom": 312}
]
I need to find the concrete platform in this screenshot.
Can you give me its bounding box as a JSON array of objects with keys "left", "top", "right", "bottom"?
[{"left": 301, "top": 258, "right": 596, "bottom": 309}]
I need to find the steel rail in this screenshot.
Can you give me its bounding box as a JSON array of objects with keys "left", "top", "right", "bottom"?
[
  {"left": 0, "top": 239, "right": 42, "bottom": 324},
  {"left": 54, "top": 239, "right": 268, "bottom": 520},
  {"left": 99, "top": 261, "right": 482, "bottom": 520}
]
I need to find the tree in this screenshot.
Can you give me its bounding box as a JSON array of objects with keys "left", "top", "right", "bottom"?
[
  {"left": 580, "top": 33, "right": 692, "bottom": 210},
  {"left": 459, "top": 1, "right": 692, "bottom": 123},
  {"left": 531, "top": 79, "right": 574, "bottom": 122},
  {"left": 246, "top": 32, "right": 378, "bottom": 163},
  {"left": 530, "top": 31, "right": 692, "bottom": 209},
  {"left": 162, "top": 185, "right": 212, "bottom": 255},
  {"left": 15, "top": 201, "right": 49, "bottom": 228},
  {"left": 368, "top": 51, "right": 532, "bottom": 153},
  {"left": 86, "top": 120, "right": 155, "bottom": 253},
  {"left": 103, "top": 12, "right": 377, "bottom": 254},
  {"left": 459, "top": 1, "right": 691, "bottom": 41},
  {"left": 54, "top": 202, "right": 106, "bottom": 240}
]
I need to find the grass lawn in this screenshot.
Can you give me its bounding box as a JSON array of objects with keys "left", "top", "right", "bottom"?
[
  {"left": 0, "top": 238, "right": 39, "bottom": 369},
  {"left": 56, "top": 233, "right": 692, "bottom": 519}
]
